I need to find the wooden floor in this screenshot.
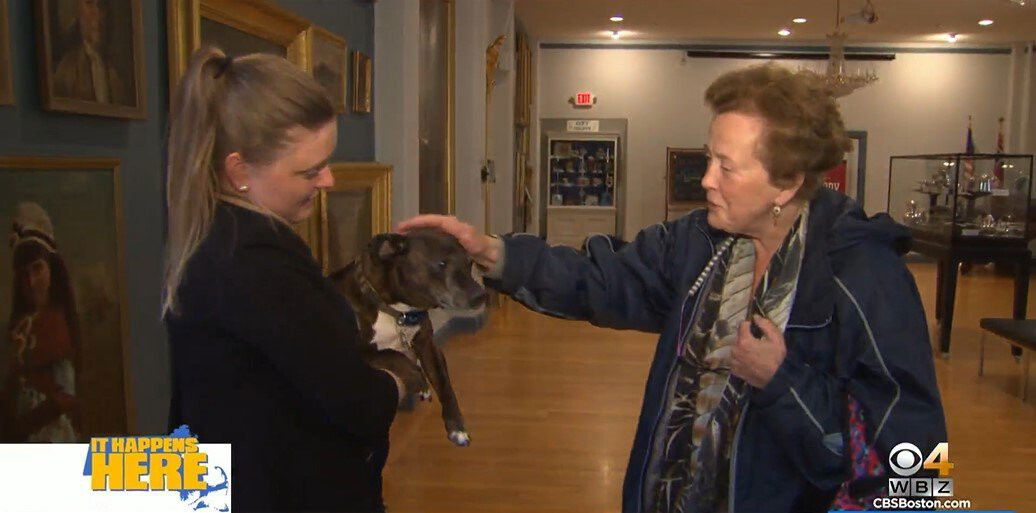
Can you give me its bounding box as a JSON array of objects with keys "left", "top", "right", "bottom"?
[{"left": 383, "top": 262, "right": 1036, "bottom": 512}]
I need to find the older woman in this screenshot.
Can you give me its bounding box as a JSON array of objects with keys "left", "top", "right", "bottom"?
[{"left": 399, "top": 64, "right": 946, "bottom": 513}]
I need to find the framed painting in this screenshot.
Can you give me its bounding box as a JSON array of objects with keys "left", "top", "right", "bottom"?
[
  {"left": 351, "top": 50, "right": 371, "bottom": 114},
  {"left": 0, "top": 0, "right": 12, "bottom": 105},
  {"left": 166, "top": 0, "right": 310, "bottom": 93},
  {"left": 308, "top": 25, "right": 347, "bottom": 113},
  {"left": 666, "top": 147, "right": 708, "bottom": 209},
  {"left": 319, "top": 162, "right": 392, "bottom": 274},
  {"left": 0, "top": 157, "right": 131, "bottom": 442},
  {"left": 34, "top": 0, "right": 146, "bottom": 118}
]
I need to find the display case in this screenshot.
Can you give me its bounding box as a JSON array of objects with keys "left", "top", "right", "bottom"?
[
  {"left": 548, "top": 137, "right": 618, "bottom": 207},
  {"left": 887, "top": 153, "right": 1034, "bottom": 356},
  {"left": 545, "top": 134, "right": 622, "bottom": 247},
  {"left": 888, "top": 153, "right": 1034, "bottom": 244}
]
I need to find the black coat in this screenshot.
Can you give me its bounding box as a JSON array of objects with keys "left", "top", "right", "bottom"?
[{"left": 166, "top": 201, "right": 398, "bottom": 513}]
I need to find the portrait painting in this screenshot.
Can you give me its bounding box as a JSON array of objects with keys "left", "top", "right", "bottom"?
[
  {"left": 320, "top": 163, "right": 392, "bottom": 273},
  {"left": 324, "top": 189, "right": 373, "bottom": 273},
  {"left": 351, "top": 50, "right": 372, "bottom": 114},
  {"left": 0, "top": 157, "right": 129, "bottom": 443},
  {"left": 0, "top": 0, "right": 13, "bottom": 105},
  {"left": 310, "top": 26, "right": 347, "bottom": 113},
  {"left": 35, "top": 0, "right": 145, "bottom": 118}
]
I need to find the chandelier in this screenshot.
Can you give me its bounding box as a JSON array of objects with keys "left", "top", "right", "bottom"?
[
  {"left": 819, "top": 31, "right": 878, "bottom": 97},
  {"left": 804, "top": 0, "right": 878, "bottom": 97}
]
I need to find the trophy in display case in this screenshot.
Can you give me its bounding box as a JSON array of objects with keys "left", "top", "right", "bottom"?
[{"left": 888, "top": 153, "right": 1034, "bottom": 242}]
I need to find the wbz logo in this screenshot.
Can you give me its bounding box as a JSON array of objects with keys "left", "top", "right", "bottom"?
[{"left": 887, "top": 442, "right": 954, "bottom": 497}]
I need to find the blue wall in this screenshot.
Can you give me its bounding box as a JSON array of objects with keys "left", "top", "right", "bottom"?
[
  {"left": 0, "top": 0, "right": 375, "bottom": 434},
  {"left": 283, "top": 0, "right": 376, "bottom": 161}
]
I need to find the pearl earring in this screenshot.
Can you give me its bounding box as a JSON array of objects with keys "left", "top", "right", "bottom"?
[
  {"left": 238, "top": 184, "right": 250, "bottom": 193},
  {"left": 772, "top": 204, "right": 782, "bottom": 223}
]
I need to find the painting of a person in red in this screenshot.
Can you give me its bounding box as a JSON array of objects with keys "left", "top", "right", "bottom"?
[{"left": 0, "top": 202, "right": 82, "bottom": 442}]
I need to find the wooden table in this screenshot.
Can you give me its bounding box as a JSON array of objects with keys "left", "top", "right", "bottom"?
[{"left": 910, "top": 228, "right": 1031, "bottom": 356}]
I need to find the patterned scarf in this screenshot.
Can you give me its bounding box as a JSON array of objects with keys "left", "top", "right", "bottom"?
[{"left": 644, "top": 208, "right": 809, "bottom": 513}]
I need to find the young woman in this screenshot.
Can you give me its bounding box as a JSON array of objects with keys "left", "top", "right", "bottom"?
[{"left": 163, "top": 47, "right": 425, "bottom": 513}]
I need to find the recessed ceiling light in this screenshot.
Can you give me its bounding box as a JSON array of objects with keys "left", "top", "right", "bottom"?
[
  {"left": 778, "top": 28, "right": 792, "bottom": 37},
  {"left": 611, "top": 30, "right": 621, "bottom": 40},
  {"left": 978, "top": 19, "right": 994, "bottom": 26},
  {"left": 793, "top": 18, "right": 808, "bottom": 24},
  {"left": 610, "top": 15, "right": 624, "bottom": 22},
  {"left": 947, "top": 33, "right": 959, "bottom": 43}
]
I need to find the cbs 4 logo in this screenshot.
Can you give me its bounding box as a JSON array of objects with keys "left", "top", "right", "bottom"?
[{"left": 889, "top": 442, "right": 953, "bottom": 477}]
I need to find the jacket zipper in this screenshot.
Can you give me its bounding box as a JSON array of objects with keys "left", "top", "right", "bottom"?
[{"left": 636, "top": 224, "right": 716, "bottom": 512}]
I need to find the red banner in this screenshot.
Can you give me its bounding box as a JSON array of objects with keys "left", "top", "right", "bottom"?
[{"left": 824, "top": 161, "right": 847, "bottom": 193}]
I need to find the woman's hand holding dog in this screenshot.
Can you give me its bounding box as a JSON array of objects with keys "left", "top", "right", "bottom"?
[
  {"left": 367, "top": 349, "right": 428, "bottom": 405},
  {"left": 396, "top": 215, "right": 503, "bottom": 273}
]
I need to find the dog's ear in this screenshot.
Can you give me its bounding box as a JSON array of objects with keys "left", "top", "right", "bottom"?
[{"left": 370, "top": 233, "right": 409, "bottom": 260}]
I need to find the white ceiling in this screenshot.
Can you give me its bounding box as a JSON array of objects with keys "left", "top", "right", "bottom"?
[{"left": 515, "top": 0, "right": 1036, "bottom": 45}]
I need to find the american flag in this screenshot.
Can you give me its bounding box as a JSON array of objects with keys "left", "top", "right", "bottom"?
[
  {"left": 963, "top": 116, "right": 975, "bottom": 182},
  {"left": 994, "top": 117, "right": 1005, "bottom": 183}
]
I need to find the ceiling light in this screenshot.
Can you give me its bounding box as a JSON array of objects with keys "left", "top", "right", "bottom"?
[
  {"left": 610, "top": 15, "right": 624, "bottom": 22},
  {"left": 947, "top": 33, "right": 959, "bottom": 43},
  {"left": 611, "top": 30, "right": 621, "bottom": 40},
  {"left": 793, "top": 18, "right": 808, "bottom": 23},
  {"left": 778, "top": 28, "right": 792, "bottom": 37},
  {"left": 978, "top": 19, "right": 994, "bottom": 26}
]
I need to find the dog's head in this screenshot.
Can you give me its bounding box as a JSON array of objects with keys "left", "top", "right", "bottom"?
[{"left": 363, "top": 230, "right": 487, "bottom": 310}]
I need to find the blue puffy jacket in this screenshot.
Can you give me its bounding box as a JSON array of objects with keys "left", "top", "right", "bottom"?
[{"left": 485, "top": 187, "right": 947, "bottom": 512}]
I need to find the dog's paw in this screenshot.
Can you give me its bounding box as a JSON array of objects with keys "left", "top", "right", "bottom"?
[
  {"left": 448, "top": 430, "right": 470, "bottom": 447},
  {"left": 418, "top": 390, "right": 432, "bottom": 401}
]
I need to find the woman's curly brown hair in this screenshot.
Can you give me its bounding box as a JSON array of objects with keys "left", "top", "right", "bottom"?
[{"left": 705, "top": 64, "right": 851, "bottom": 201}]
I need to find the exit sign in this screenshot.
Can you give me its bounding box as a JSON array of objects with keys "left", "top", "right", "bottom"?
[{"left": 572, "top": 92, "right": 596, "bottom": 107}]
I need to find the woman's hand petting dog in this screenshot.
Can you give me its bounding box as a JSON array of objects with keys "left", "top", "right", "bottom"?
[{"left": 367, "top": 349, "right": 428, "bottom": 405}]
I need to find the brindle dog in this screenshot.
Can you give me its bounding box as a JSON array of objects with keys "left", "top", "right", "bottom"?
[{"left": 331, "top": 231, "right": 487, "bottom": 446}]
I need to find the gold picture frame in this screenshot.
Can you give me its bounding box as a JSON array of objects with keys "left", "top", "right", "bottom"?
[
  {"left": 0, "top": 156, "right": 134, "bottom": 441},
  {"left": 166, "top": 0, "right": 310, "bottom": 94},
  {"left": 34, "top": 0, "right": 147, "bottom": 118},
  {"left": 350, "top": 50, "right": 371, "bottom": 114},
  {"left": 0, "top": 0, "right": 13, "bottom": 105},
  {"left": 319, "top": 162, "right": 392, "bottom": 274},
  {"left": 308, "top": 25, "right": 347, "bottom": 113}
]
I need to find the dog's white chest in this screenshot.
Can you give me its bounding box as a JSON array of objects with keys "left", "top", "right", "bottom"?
[{"left": 371, "top": 311, "right": 420, "bottom": 360}]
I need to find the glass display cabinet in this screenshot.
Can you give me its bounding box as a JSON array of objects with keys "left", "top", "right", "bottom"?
[
  {"left": 545, "top": 135, "right": 621, "bottom": 247},
  {"left": 888, "top": 153, "right": 1035, "bottom": 355}
]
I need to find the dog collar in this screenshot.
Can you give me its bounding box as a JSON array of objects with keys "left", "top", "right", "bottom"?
[
  {"left": 396, "top": 310, "right": 429, "bottom": 327},
  {"left": 381, "top": 303, "right": 429, "bottom": 327},
  {"left": 358, "top": 274, "right": 430, "bottom": 327}
]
